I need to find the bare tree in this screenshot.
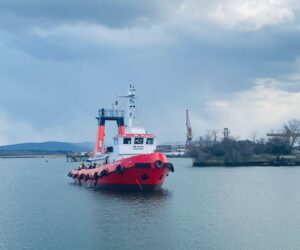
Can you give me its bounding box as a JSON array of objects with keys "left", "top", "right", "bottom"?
[
  {"left": 282, "top": 119, "right": 300, "bottom": 149},
  {"left": 202, "top": 130, "right": 219, "bottom": 147},
  {"left": 204, "top": 130, "right": 213, "bottom": 146},
  {"left": 251, "top": 132, "right": 257, "bottom": 142}
]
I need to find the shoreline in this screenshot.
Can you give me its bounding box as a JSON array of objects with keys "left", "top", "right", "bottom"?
[
  {"left": 0, "top": 155, "right": 65, "bottom": 159},
  {"left": 193, "top": 161, "right": 300, "bottom": 167}
]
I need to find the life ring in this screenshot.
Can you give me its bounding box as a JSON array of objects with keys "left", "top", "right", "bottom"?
[
  {"left": 115, "top": 165, "right": 124, "bottom": 174},
  {"left": 154, "top": 160, "right": 163, "bottom": 169},
  {"left": 100, "top": 169, "right": 108, "bottom": 177}
]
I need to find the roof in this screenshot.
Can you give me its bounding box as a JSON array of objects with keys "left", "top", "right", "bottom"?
[{"left": 114, "top": 134, "right": 156, "bottom": 138}]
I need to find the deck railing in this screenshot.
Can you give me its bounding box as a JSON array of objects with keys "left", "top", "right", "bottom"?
[{"left": 98, "top": 109, "right": 125, "bottom": 118}]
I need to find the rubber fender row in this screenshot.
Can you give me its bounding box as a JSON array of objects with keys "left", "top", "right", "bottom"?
[
  {"left": 68, "top": 162, "right": 174, "bottom": 181},
  {"left": 68, "top": 164, "right": 125, "bottom": 180}
]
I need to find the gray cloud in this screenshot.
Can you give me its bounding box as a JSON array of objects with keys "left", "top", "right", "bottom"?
[
  {"left": 1, "top": 0, "right": 297, "bottom": 32},
  {"left": 0, "top": 0, "right": 164, "bottom": 29}
]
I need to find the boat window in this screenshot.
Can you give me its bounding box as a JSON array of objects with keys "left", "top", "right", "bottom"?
[
  {"left": 123, "top": 138, "right": 132, "bottom": 144},
  {"left": 146, "top": 138, "right": 154, "bottom": 145},
  {"left": 107, "top": 146, "right": 114, "bottom": 153},
  {"left": 134, "top": 138, "right": 144, "bottom": 144},
  {"left": 114, "top": 138, "right": 118, "bottom": 145}
]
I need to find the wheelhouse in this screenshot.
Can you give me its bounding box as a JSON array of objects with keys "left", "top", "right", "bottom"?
[{"left": 111, "top": 134, "right": 157, "bottom": 160}]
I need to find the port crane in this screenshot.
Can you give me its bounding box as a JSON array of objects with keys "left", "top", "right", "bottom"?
[
  {"left": 186, "top": 109, "right": 193, "bottom": 147},
  {"left": 267, "top": 132, "right": 300, "bottom": 137},
  {"left": 267, "top": 121, "right": 300, "bottom": 138},
  {"left": 267, "top": 125, "right": 300, "bottom": 149}
]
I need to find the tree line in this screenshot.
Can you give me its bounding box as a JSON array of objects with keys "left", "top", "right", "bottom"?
[{"left": 189, "top": 119, "right": 300, "bottom": 163}]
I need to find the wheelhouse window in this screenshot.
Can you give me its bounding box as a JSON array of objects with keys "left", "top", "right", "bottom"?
[
  {"left": 134, "top": 138, "right": 144, "bottom": 144},
  {"left": 146, "top": 138, "right": 154, "bottom": 145},
  {"left": 123, "top": 138, "right": 132, "bottom": 144}
]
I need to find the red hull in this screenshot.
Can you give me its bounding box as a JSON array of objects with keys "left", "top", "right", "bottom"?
[{"left": 69, "top": 152, "right": 174, "bottom": 191}]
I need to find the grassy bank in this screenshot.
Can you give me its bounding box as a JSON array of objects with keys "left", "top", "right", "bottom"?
[{"left": 193, "top": 155, "right": 300, "bottom": 167}]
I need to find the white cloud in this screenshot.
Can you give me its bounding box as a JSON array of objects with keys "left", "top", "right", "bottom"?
[
  {"left": 191, "top": 78, "right": 300, "bottom": 139},
  {"left": 0, "top": 107, "right": 95, "bottom": 145},
  {"left": 0, "top": 107, "right": 41, "bottom": 145},
  {"left": 28, "top": 0, "right": 298, "bottom": 48},
  {"left": 163, "top": 0, "right": 296, "bottom": 31},
  {"left": 210, "top": 0, "right": 295, "bottom": 29}
]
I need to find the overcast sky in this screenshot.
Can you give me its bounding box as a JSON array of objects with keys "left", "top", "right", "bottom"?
[{"left": 1, "top": 0, "right": 300, "bottom": 145}]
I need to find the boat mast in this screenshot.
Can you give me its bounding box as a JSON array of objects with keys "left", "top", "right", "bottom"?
[{"left": 127, "top": 84, "right": 136, "bottom": 128}]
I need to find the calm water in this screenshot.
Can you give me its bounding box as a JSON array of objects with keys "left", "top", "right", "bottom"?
[{"left": 1, "top": 158, "right": 300, "bottom": 250}]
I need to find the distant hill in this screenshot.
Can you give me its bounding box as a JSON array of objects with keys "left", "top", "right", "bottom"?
[{"left": 0, "top": 141, "right": 94, "bottom": 153}]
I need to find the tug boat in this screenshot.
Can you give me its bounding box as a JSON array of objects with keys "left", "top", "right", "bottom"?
[{"left": 68, "top": 85, "right": 174, "bottom": 191}]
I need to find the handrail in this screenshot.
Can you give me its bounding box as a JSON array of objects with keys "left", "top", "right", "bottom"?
[{"left": 98, "top": 109, "right": 125, "bottom": 118}]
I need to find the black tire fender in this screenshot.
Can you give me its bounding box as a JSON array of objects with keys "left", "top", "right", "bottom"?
[
  {"left": 115, "top": 165, "right": 124, "bottom": 174},
  {"left": 100, "top": 169, "right": 108, "bottom": 177},
  {"left": 93, "top": 172, "right": 99, "bottom": 186},
  {"left": 168, "top": 163, "right": 175, "bottom": 172},
  {"left": 154, "top": 160, "right": 163, "bottom": 169},
  {"left": 93, "top": 172, "right": 99, "bottom": 180}
]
